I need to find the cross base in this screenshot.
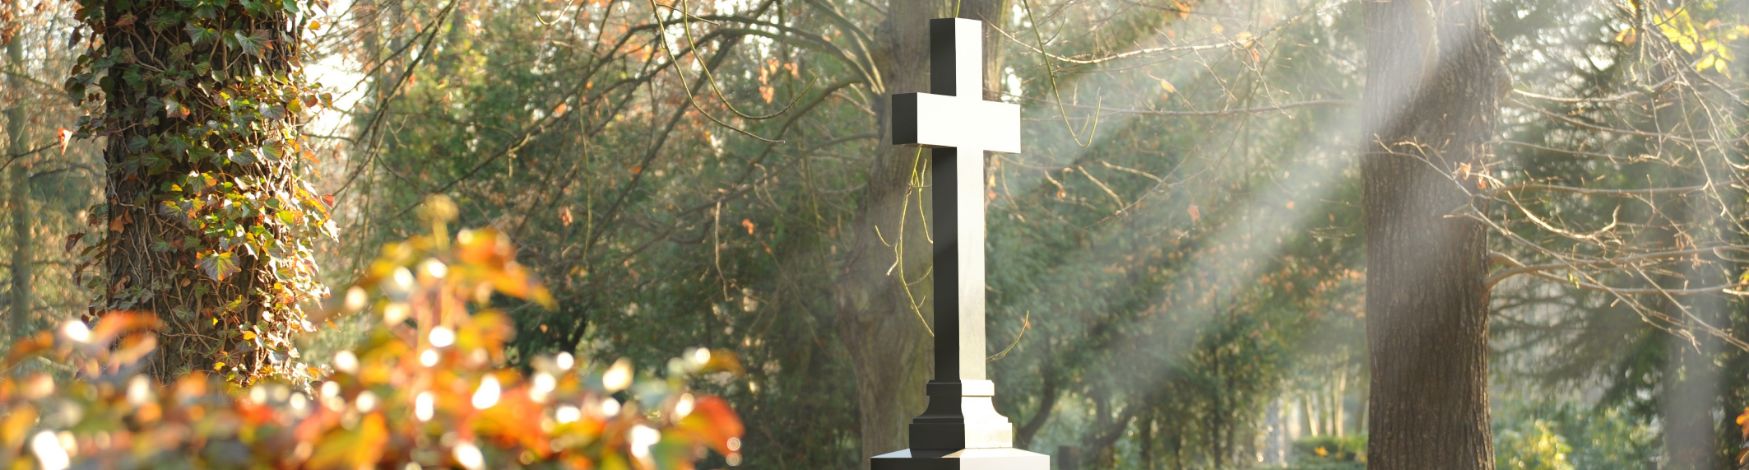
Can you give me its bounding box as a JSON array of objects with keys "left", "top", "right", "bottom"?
[
  {"left": 907, "top": 380, "right": 1014, "bottom": 449},
  {"left": 871, "top": 448, "right": 1050, "bottom": 470}
]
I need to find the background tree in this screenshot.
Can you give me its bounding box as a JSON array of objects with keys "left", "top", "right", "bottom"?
[
  {"left": 1359, "top": 0, "right": 1505, "bottom": 466},
  {"left": 4, "top": 0, "right": 102, "bottom": 349},
  {"left": 5, "top": 2, "right": 32, "bottom": 345}
]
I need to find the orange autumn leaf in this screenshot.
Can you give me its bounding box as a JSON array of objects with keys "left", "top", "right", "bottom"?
[
  {"left": 1738, "top": 407, "right": 1749, "bottom": 439},
  {"left": 676, "top": 396, "right": 744, "bottom": 455},
  {"left": 56, "top": 128, "right": 74, "bottom": 155}
]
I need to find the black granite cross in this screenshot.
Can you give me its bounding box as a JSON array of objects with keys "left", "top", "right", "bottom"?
[{"left": 875, "top": 17, "right": 1047, "bottom": 470}]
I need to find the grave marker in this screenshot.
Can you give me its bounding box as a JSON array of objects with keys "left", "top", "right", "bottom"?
[{"left": 870, "top": 17, "right": 1050, "bottom": 470}]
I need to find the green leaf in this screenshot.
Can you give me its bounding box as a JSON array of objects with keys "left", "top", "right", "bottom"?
[
  {"left": 226, "top": 148, "right": 257, "bottom": 165},
  {"left": 199, "top": 251, "right": 241, "bottom": 281},
  {"left": 235, "top": 30, "right": 270, "bottom": 58},
  {"left": 185, "top": 24, "right": 217, "bottom": 45}
]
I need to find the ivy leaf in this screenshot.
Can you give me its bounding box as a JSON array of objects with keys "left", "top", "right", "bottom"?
[
  {"left": 63, "top": 233, "right": 85, "bottom": 254},
  {"left": 185, "top": 24, "right": 217, "bottom": 45},
  {"left": 235, "top": 30, "right": 271, "bottom": 58},
  {"left": 199, "top": 251, "right": 241, "bottom": 281},
  {"left": 164, "top": 97, "right": 190, "bottom": 119},
  {"left": 226, "top": 148, "right": 257, "bottom": 165}
]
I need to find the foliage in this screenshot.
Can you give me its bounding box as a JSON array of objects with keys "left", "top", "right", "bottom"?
[
  {"left": 1647, "top": 6, "right": 1746, "bottom": 75},
  {"left": 1489, "top": 400, "right": 1655, "bottom": 468},
  {"left": 0, "top": 210, "right": 744, "bottom": 469},
  {"left": 66, "top": 0, "right": 336, "bottom": 385},
  {"left": 336, "top": 1, "right": 861, "bottom": 465},
  {"left": 1494, "top": 420, "right": 1573, "bottom": 470},
  {"left": 1290, "top": 434, "right": 1365, "bottom": 467}
]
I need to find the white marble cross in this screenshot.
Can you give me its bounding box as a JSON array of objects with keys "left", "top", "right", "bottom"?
[
  {"left": 891, "top": 17, "right": 1020, "bottom": 389},
  {"left": 884, "top": 18, "right": 1036, "bottom": 463}
]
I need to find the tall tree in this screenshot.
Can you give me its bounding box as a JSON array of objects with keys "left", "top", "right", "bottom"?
[
  {"left": 836, "top": 0, "right": 941, "bottom": 458},
  {"left": 70, "top": 0, "right": 332, "bottom": 384},
  {"left": 1360, "top": 0, "right": 1505, "bottom": 466},
  {"left": 4, "top": 8, "right": 30, "bottom": 344}
]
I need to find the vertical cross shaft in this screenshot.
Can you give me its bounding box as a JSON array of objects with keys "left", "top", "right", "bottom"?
[{"left": 928, "top": 16, "right": 988, "bottom": 385}]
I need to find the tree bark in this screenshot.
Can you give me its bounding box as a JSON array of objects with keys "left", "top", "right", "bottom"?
[
  {"left": 838, "top": 0, "right": 1008, "bottom": 461},
  {"left": 1360, "top": 0, "right": 1504, "bottom": 467},
  {"left": 837, "top": 0, "right": 938, "bottom": 460},
  {"left": 5, "top": 22, "right": 31, "bottom": 343}
]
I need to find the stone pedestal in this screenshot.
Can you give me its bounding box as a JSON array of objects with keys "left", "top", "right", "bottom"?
[{"left": 869, "top": 380, "right": 1049, "bottom": 470}]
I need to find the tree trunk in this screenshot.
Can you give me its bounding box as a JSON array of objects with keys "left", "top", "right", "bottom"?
[
  {"left": 1332, "top": 368, "right": 1345, "bottom": 436},
  {"left": 1360, "top": 0, "right": 1504, "bottom": 467},
  {"left": 837, "top": 0, "right": 939, "bottom": 459},
  {"left": 1662, "top": 326, "right": 1722, "bottom": 469},
  {"left": 838, "top": 0, "right": 1008, "bottom": 461},
  {"left": 5, "top": 24, "right": 31, "bottom": 343},
  {"left": 87, "top": 1, "right": 325, "bottom": 384}
]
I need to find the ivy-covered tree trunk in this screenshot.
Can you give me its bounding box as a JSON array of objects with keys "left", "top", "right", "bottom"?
[
  {"left": 1360, "top": 0, "right": 1504, "bottom": 467},
  {"left": 73, "top": 0, "right": 332, "bottom": 384}
]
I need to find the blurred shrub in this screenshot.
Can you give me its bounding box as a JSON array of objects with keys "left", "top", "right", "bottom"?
[
  {"left": 0, "top": 201, "right": 744, "bottom": 469},
  {"left": 1495, "top": 419, "right": 1573, "bottom": 470},
  {"left": 1290, "top": 434, "right": 1365, "bottom": 469},
  {"left": 1493, "top": 401, "right": 1651, "bottom": 468}
]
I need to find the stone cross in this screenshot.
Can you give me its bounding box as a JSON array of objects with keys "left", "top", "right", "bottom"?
[{"left": 873, "top": 18, "right": 1047, "bottom": 470}]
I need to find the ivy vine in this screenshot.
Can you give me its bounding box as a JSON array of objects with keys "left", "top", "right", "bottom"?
[{"left": 67, "top": 0, "right": 335, "bottom": 386}]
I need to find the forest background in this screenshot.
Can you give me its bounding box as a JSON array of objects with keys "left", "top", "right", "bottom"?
[{"left": 4, "top": 0, "right": 1749, "bottom": 467}]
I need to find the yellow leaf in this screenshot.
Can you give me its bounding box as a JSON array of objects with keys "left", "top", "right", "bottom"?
[
  {"left": 213, "top": 361, "right": 226, "bottom": 370},
  {"left": 1697, "top": 54, "right": 1718, "bottom": 73},
  {"left": 0, "top": 407, "right": 38, "bottom": 449},
  {"left": 1158, "top": 79, "right": 1177, "bottom": 95},
  {"left": 309, "top": 412, "right": 389, "bottom": 468},
  {"left": 242, "top": 331, "right": 256, "bottom": 340}
]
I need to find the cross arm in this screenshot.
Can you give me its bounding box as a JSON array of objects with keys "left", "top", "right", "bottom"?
[{"left": 891, "top": 93, "right": 1021, "bottom": 154}]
